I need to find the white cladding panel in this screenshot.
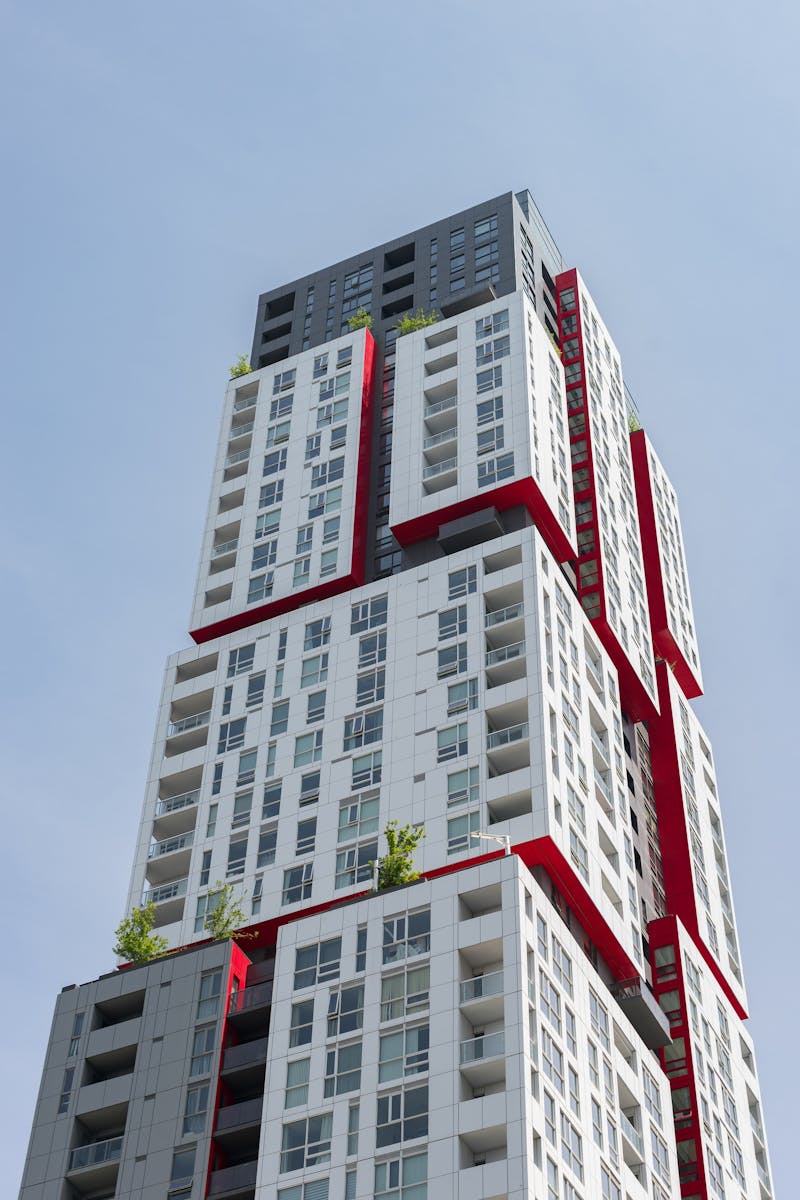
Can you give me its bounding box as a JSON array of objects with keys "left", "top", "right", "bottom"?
[
  {"left": 390, "top": 292, "right": 575, "bottom": 553},
  {"left": 128, "top": 529, "right": 645, "bottom": 974},
  {"left": 189, "top": 329, "right": 372, "bottom": 635},
  {"left": 255, "top": 855, "right": 679, "bottom": 1199}
]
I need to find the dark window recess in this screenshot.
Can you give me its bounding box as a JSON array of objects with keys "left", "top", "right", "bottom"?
[
  {"left": 633, "top": 848, "right": 643, "bottom": 876},
  {"left": 381, "top": 293, "right": 415, "bottom": 319},
  {"left": 262, "top": 321, "right": 292, "bottom": 344},
  {"left": 629, "top": 808, "right": 638, "bottom": 833},
  {"left": 259, "top": 347, "right": 290, "bottom": 368},
  {"left": 266, "top": 293, "right": 295, "bottom": 319},
  {"left": 627, "top": 772, "right": 636, "bottom": 796},
  {"left": 623, "top": 734, "right": 632, "bottom": 758},
  {"left": 542, "top": 289, "right": 559, "bottom": 322},
  {"left": 384, "top": 243, "right": 415, "bottom": 270},
  {"left": 541, "top": 263, "right": 556, "bottom": 293},
  {"left": 382, "top": 271, "right": 415, "bottom": 295},
  {"left": 544, "top": 316, "right": 559, "bottom": 343}
]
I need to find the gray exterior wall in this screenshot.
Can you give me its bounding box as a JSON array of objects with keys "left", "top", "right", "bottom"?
[
  {"left": 20, "top": 941, "right": 240, "bottom": 1200},
  {"left": 248, "top": 189, "right": 567, "bottom": 584}
]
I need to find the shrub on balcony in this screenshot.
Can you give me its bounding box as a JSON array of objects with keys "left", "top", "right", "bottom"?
[
  {"left": 376, "top": 821, "right": 425, "bottom": 890},
  {"left": 628, "top": 413, "right": 642, "bottom": 433},
  {"left": 113, "top": 902, "right": 169, "bottom": 963},
  {"left": 396, "top": 308, "right": 440, "bottom": 336}
]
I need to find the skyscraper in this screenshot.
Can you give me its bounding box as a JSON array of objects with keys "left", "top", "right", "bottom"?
[{"left": 20, "top": 190, "right": 774, "bottom": 1200}]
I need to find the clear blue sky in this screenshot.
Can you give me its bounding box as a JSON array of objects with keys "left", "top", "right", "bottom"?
[{"left": 2, "top": 1, "right": 796, "bottom": 1192}]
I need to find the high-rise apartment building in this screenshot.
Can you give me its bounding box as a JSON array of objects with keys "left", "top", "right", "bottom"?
[{"left": 21, "top": 191, "right": 774, "bottom": 1200}]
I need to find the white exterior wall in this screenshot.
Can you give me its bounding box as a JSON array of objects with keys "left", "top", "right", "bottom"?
[
  {"left": 663, "top": 670, "right": 746, "bottom": 1005},
  {"left": 562, "top": 273, "right": 658, "bottom": 710},
  {"left": 390, "top": 291, "right": 575, "bottom": 553},
  {"left": 660, "top": 920, "right": 773, "bottom": 1200},
  {"left": 257, "top": 855, "right": 678, "bottom": 1200},
  {"left": 189, "top": 328, "right": 372, "bottom": 635},
  {"left": 639, "top": 433, "right": 703, "bottom": 692},
  {"left": 127, "top": 528, "right": 645, "bottom": 974}
]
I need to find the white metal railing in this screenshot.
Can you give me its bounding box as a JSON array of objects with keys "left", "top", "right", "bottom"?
[
  {"left": 422, "top": 456, "right": 457, "bottom": 480},
  {"left": 424, "top": 394, "right": 457, "bottom": 418},
  {"left": 229, "top": 420, "right": 254, "bottom": 438},
  {"left": 148, "top": 832, "right": 193, "bottom": 859},
  {"left": 145, "top": 877, "right": 188, "bottom": 905},
  {"left": 485, "top": 603, "right": 523, "bottom": 627},
  {"left": 167, "top": 710, "right": 211, "bottom": 737},
  {"left": 69, "top": 1136, "right": 123, "bottom": 1172},
  {"left": 211, "top": 538, "right": 239, "bottom": 558},
  {"left": 156, "top": 789, "right": 199, "bottom": 816},
  {"left": 460, "top": 970, "right": 504, "bottom": 1004},
  {"left": 585, "top": 656, "right": 604, "bottom": 689},
  {"left": 757, "top": 1163, "right": 771, "bottom": 1191},
  {"left": 485, "top": 641, "right": 525, "bottom": 667},
  {"left": 224, "top": 447, "right": 250, "bottom": 467},
  {"left": 487, "top": 722, "right": 529, "bottom": 750},
  {"left": 423, "top": 426, "right": 458, "bottom": 450},
  {"left": 233, "top": 393, "right": 257, "bottom": 412},
  {"left": 620, "top": 1111, "right": 643, "bottom": 1156},
  {"left": 459, "top": 1031, "right": 505, "bottom": 1064},
  {"left": 594, "top": 768, "right": 612, "bottom": 803},
  {"left": 591, "top": 726, "right": 609, "bottom": 758}
]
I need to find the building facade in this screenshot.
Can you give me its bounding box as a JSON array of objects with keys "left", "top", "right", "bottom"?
[{"left": 20, "top": 191, "right": 774, "bottom": 1200}]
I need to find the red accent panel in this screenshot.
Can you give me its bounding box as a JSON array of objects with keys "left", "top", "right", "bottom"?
[
  {"left": 630, "top": 430, "right": 702, "bottom": 700},
  {"left": 648, "top": 662, "right": 747, "bottom": 1020},
  {"left": 204, "top": 941, "right": 252, "bottom": 1197},
  {"left": 554, "top": 269, "right": 657, "bottom": 723},
  {"left": 648, "top": 916, "right": 710, "bottom": 1200},
  {"left": 515, "top": 836, "right": 638, "bottom": 981},
  {"left": 190, "top": 332, "right": 377, "bottom": 646},
  {"left": 226, "top": 836, "right": 636, "bottom": 983},
  {"left": 390, "top": 476, "right": 576, "bottom": 566}
]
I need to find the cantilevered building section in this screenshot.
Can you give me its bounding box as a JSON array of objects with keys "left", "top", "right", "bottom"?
[{"left": 21, "top": 192, "right": 774, "bottom": 1200}]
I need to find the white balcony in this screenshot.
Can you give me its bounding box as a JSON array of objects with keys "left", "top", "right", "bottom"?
[
  {"left": 423, "top": 456, "right": 457, "bottom": 493},
  {"left": 459, "top": 970, "right": 505, "bottom": 1023},
  {"left": 459, "top": 1031, "right": 506, "bottom": 1086},
  {"left": 211, "top": 537, "right": 239, "bottom": 559},
  {"left": 485, "top": 640, "right": 527, "bottom": 686},
  {"left": 232, "top": 392, "right": 257, "bottom": 413},
  {"left": 485, "top": 603, "right": 524, "bottom": 628}
]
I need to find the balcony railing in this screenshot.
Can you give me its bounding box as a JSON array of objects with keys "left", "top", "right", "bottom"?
[
  {"left": 423, "top": 427, "right": 457, "bottom": 450},
  {"left": 229, "top": 981, "right": 273, "bottom": 1014},
  {"left": 148, "top": 832, "right": 193, "bottom": 859},
  {"left": 422, "top": 456, "right": 457, "bottom": 480},
  {"left": 167, "top": 710, "right": 211, "bottom": 737},
  {"left": 487, "top": 722, "right": 529, "bottom": 750},
  {"left": 594, "top": 768, "right": 612, "bottom": 804},
  {"left": 156, "top": 789, "right": 199, "bottom": 816},
  {"left": 757, "top": 1163, "right": 771, "bottom": 1191},
  {"left": 585, "top": 656, "right": 604, "bottom": 690},
  {"left": 460, "top": 970, "right": 504, "bottom": 1004},
  {"left": 424, "top": 394, "right": 457, "bottom": 418},
  {"left": 224, "top": 447, "right": 250, "bottom": 468},
  {"left": 145, "top": 877, "right": 188, "bottom": 905},
  {"left": 211, "top": 538, "right": 239, "bottom": 558},
  {"left": 485, "top": 603, "right": 523, "bottom": 627},
  {"left": 232, "top": 393, "right": 257, "bottom": 413},
  {"left": 485, "top": 641, "right": 525, "bottom": 666},
  {"left": 208, "top": 1160, "right": 258, "bottom": 1196},
  {"left": 69, "top": 1136, "right": 123, "bottom": 1172},
  {"left": 591, "top": 726, "right": 609, "bottom": 759},
  {"left": 215, "top": 1096, "right": 264, "bottom": 1132},
  {"left": 229, "top": 419, "right": 254, "bottom": 437},
  {"left": 222, "top": 1037, "right": 268, "bottom": 1072},
  {"left": 460, "top": 1031, "right": 505, "bottom": 1064},
  {"left": 619, "top": 1111, "right": 643, "bottom": 1156}
]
